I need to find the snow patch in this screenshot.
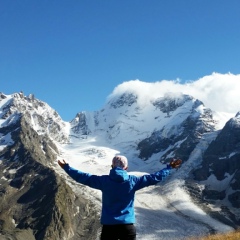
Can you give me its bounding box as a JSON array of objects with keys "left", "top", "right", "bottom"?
[{"left": 201, "top": 173, "right": 235, "bottom": 192}]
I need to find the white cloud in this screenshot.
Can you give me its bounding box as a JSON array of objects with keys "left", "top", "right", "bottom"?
[{"left": 108, "top": 72, "right": 240, "bottom": 115}]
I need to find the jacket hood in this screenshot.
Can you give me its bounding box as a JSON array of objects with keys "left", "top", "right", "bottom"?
[{"left": 109, "top": 167, "right": 129, "bottom": 182}]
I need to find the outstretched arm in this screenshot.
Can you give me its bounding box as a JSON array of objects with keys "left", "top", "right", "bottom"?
[
  {"left": 57, "top": 159, "right": 102, "bottom": 190},
  {"left": 133, "top": 158, "right": 182, "bottom": 190}
]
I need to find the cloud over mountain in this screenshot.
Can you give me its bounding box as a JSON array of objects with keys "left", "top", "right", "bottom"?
[{"left": 108, "top": 72, "right": 240, "bottom": 115}]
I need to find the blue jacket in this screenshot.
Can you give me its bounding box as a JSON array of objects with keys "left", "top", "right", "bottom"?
[{"left": 63, "top": 164, "right": 171, "bottom": 225}]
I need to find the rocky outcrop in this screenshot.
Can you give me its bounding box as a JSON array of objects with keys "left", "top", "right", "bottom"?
[
  {"left": 108, "top": 93, "right": 138, "bottom": 108},
  {"left": 137, "top": 95, "right": 216, "bottom": 162},
  {"left": 193, "top": 113, "right": 240, "bottom": 190},
  {"left": 0, "top": 92, "right": 69, "bottom": 143},
  {"left": 0, "top": 115, "right": 100, "bottom": 240},
  {"left": 152, "top": 93, "right": 198, "bottom": 115},
  {"left": 70, "top": 112, "right": 91, "bottom": 136},
  {"left": 189, "top": 113, "right": 240, "bottom": 227}
]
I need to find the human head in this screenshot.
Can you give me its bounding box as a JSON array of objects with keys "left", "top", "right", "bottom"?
[{"left": 112, "top": 155, "right": 128, "bottom": 170}]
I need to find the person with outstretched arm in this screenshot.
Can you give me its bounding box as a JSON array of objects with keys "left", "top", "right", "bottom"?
[{"left": 58, "top": 156, "right": 182, "bottom": 240}]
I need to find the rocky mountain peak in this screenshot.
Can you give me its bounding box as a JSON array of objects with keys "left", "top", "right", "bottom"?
[
  {"left": 70, "top": 111, "right": 91, "bottom": 136},
  {"left": 138, "top": 94, "right": 216, "bottom": 161},
  {"left": 108, "top": 92, "right": 138, "bottom": 109},
  {"left": 228, "top": 112, "right": 240, "bottom": 127},
  {"left": 0, "top": 92, "right": 69, "bottom": 143},
  {"left": 235, "top": 112, "right": 240, "bottom": 117},
  {"left": 0, "top": 113, "right": 100, "bottom": 240},
  {"left": 152, "top": 93, "right": 197, "bottom": 114}
]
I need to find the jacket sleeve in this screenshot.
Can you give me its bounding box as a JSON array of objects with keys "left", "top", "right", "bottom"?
[
  {"left": 63, "top": 164, "right": 103, "bottom": 190},
  {"left": 133, "top": 165, "right": 172, "bottom": 191}
]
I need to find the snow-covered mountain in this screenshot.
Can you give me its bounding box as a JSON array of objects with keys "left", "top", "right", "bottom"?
[
  {"left": 70, "top": 91, "right": 224, "bottom": 170},
  {"left": 0, "top": 86, "right": 239, "bottom": 240},
  {"left": 0, "top": 92, "right": 69, "bottom": 143},
  {"left": 0, "top": 92, "right": 100, "bottom": 240}
]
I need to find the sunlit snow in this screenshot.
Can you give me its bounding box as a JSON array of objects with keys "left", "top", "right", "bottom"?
[{"left": 55, "top": 133, "right": 233, "bottom": 240}]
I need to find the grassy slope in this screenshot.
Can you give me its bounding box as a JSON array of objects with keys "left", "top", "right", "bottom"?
[{"left": 189, "top": 230, "right": 240, "bottom": 240}]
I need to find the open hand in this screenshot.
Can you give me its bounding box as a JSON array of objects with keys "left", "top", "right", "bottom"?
[
  {"left": 58, "top": 159, "right": 67, "bottom": 168},
  {"left": 169, "top": 159, "right": 182, "bottom": 169}
]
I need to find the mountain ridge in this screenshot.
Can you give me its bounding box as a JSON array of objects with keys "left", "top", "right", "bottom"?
[{"left": 0, "top": 88, "right": 239, "bottom": 239}]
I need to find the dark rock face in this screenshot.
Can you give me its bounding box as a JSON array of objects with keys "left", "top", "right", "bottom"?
[
  {"left": 109, "top": 93, "right": 137, "bottom": 108},
  {"left": 137, "top": 117, "right": 199, "bottom": 162},
  {"left": 193, "top": 114, "right": 240, "bottom": 182},
  {"left": 0, "top": 115, "right": 100, "bottom": 240},
  {"left": 138, "top": 95, "right": 216, "bottom": 162},
  {"left": 190, "top": 114, "right": 240, "bottom": 226},
  {"left": 71, "top": 112, "right": 91, "bottom": 136},
  {"left": 152, "top": 94, "right": 198, "bottom": 115}
]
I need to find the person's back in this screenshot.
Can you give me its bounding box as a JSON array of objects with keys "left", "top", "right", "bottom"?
[{"left": 100, "top": 167, "right": 136, "bottom": 225}]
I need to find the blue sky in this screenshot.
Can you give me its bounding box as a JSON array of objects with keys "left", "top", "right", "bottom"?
[{"left": 1, "top": 0, "right": 240, "bottom": 121}]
